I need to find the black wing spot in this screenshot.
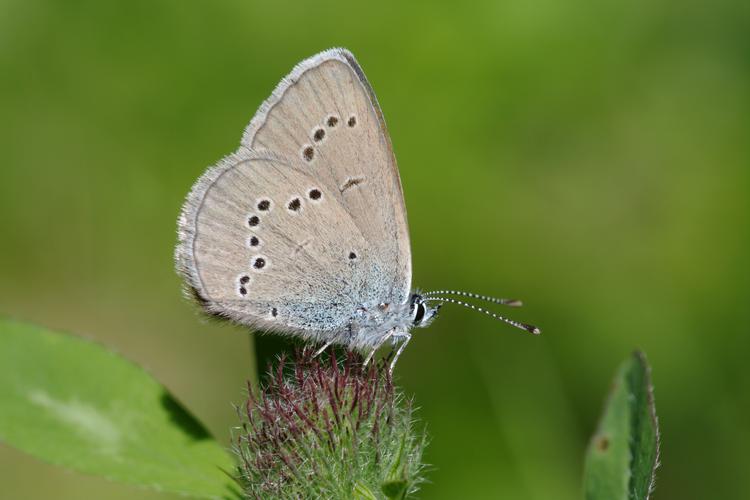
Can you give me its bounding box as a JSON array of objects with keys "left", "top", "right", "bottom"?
[
  {"left": 247, "top": 215, "right": 260, "bottom": 227},
  {"left": 302, "top": 146, "right": 314, "bottom": 161},
  {"left": 257, "top": 199, "right": 271, "bottom": 211},
  {"left": 308, "top": 188, "right": 322, "bottom": 200},
  {"left": 349, "top": 251, "right": 357, "bottom": 260},
  {"left": 313, "top": 128, "right": 325, "bottom": 141},
  {"left": 347, "top": 115, "right": 357, "bottom": 127},
  {"left": 288, "top": 198, "right": 301, "bottom": 211},
  {"left": 253, "top": 257, "right": 266, "bottom": 269},
  {"left": 248, "top": 236, "right": 260, "bottom": 247},
  {"left": 326, "top": 115, "right": 339, "bottom": 127}
]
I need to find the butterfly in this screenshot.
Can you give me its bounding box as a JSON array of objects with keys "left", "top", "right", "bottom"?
[{"left": 175, "top": 48, "right": 539, "bottom": 373}]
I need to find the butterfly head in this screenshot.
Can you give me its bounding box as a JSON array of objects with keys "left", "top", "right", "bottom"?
[{"left": 409, "top": 293, "right": 441, "bottom": 329}]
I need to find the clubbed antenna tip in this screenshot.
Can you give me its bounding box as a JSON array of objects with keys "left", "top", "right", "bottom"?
[
  {"left": 524, "top": 324, "right": 542, "bottom": 335},
  {"left": 425, "top": 295, "right": 541, "bottom": 336}
]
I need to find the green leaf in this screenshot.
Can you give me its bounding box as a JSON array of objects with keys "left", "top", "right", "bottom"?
[
  {"left": 0, "top": 319, "right": 240, "bottom": 499},
  {"left": 583, "top": 351, "right": 660, "bottom": 500}
]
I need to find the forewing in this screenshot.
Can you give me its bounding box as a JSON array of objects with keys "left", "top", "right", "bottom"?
[{"left": 241, "top": 48, "right": 412, "bottom": 305}]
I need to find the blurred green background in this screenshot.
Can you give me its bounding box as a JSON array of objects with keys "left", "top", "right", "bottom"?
[{"left": 1, "top": 0, "right": 748, "bottom": 498}]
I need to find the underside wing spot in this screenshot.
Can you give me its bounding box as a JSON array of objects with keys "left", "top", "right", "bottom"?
[
  {"left": 252, "top": 256, "right": 267, "bottom": 270},
  {"left": 308, "top": 188, "right": 322, "bottom": 201},
  {"left": 235, "top": 273, "right": 250, "bottom": 298},
  {"left": 287, "top": 197, "right": 302, "bottom": 212},
  {"left": 313, "top": 128, "right": 325, "bottom": 142},
  {"left": 247, "top": 215, "right": 260, "bottom": 227},
  {"left": 302, "top": 145, "right": 314, "bottom": 161},
  {"left": 326, "top": 115, "right": 339, "bottom": 127},
  {"left": 271, "top": 307, "right": 278, "bottom": 318},
  {"left": 247, "top": 235, "right": 260, "bottom": 248},
  {"left": 347, "top": 115, "right": 357, "bottom": 127},
  {"left": 340, "top": 176, "right": 365, "bottom": 193},
  {"left": 256, "top": 199, "right": 271, "bottom": 211},
  {"left": 236, "top": 274, "right": 251, "bottom": 297}
]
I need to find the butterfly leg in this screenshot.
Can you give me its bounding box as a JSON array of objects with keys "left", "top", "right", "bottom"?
[
  {"left": 363, "top": 329, "right": 395, "bottom": 367},
  {"left": 389, "top": 333, "right": 412, "bottom": 375},
  {"left": 313, "top": 341, "right": 333, "bottom": 358}
]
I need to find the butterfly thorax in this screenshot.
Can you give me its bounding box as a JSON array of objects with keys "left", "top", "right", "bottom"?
[{"left": 346, "top": 292, "right": 439, "bottom": 351}]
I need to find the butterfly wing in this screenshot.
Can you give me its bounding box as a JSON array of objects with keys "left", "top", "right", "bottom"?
[{"left": 176, "top": 49, "right": 412, "bottom": 344}]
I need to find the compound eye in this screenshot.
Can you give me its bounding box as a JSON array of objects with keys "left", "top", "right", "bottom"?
[{"left": 414, "top": 303, "right": 426, "bottom": 324}]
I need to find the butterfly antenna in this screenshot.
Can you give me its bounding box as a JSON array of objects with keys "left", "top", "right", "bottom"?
[
  {"left": 423, "top": 290, "right": 523, "bottom": 307},
  {"left": 425, "top": 296, "right": 541, "bottom": 335}
]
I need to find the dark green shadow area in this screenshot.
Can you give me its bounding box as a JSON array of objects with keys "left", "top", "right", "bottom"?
[
  {"left": 253, "top": 334, "right": 300, "bottom": 382},
  {"left": 160, "top": 393, "right": 211, "bottom": 441}
]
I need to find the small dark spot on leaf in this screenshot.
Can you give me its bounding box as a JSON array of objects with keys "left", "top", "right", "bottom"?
[{"left": 596, "top": 435, "right": 610, "bottom": 452}]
